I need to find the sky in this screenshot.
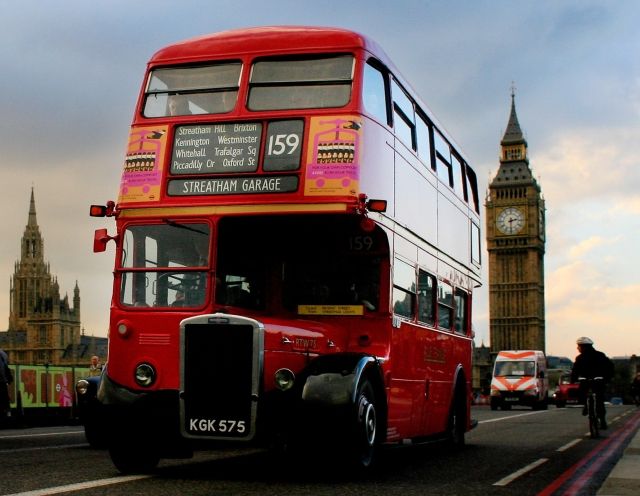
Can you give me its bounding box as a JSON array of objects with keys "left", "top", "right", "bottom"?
[{"left": 1, "top": 1, "right": 638, "bottom": 360}]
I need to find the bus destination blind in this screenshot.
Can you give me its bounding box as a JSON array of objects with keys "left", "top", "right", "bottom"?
[{"left": 171, "top": 123, "right": 262, "bottom": 175}]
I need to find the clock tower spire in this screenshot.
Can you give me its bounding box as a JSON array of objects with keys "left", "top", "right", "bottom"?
[{"left": 485, "top": 90, "right": 546, "bottom": 355}]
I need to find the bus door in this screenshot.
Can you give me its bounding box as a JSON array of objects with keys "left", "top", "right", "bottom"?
[
  {"left": 389, "top": 258, "right": 424, "bottom": 439},
  {"left": 423, "top": 278, "right": 456, "bottom": 434}
]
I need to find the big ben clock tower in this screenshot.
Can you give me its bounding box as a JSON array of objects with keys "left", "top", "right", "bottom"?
[{"left": 486, "top": 90, "right": 546, "bottom": 354}]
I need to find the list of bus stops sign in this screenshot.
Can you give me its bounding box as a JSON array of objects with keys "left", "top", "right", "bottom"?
[{"left": 171, "top": 123, "right": 262, "bottom": 174}]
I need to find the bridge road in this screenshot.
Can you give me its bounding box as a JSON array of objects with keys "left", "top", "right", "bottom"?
[{"left": 1, "top": 405, "right": 638, "bottom": 496}]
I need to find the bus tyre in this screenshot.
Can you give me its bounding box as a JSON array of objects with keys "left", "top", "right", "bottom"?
[
  {"left": 109, "top": 440, "right": 160, "bottom": 475},
  {"left": 84, "top": 421, "right": 107, "bottom": 449},
  {"left": 349, "top": 379, "right": 379, "bottom": 469},
  {"left": 447, "top": 387, "right": 466, "bottom": 448}
]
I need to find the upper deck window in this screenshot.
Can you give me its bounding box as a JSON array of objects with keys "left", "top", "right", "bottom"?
[
  {"left": 363, "top": 62, "right": 388, "bottom": 124},
  {"left": 248, "top": 55, "right": 354, "bottom": 111},
  {"left": 143, "top": 62, "right": 242, "bottom": 117}
]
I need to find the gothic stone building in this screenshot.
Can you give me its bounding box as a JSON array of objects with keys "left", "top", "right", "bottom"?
[
  {"left": 0, "top": 189, "right": 92, "bottom": 365},
  {"left": 485, "top": 94, "right": 546, "bottom": 355}
]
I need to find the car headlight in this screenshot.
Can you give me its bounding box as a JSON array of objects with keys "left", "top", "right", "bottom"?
[
  {"left": 75, "top": 379, "right": 89, "bottom": 396},
  {"left": 134, "top": 363, "right": 156, "bottom": 387}
]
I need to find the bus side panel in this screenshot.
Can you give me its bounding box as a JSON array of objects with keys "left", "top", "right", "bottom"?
[
  {"left": 359, "top": 116, "right": 395, "bottom": 213},
  {"left": 395, "top": 148, "right": 438, "bottom": 245},
  {"left": 438, "top": 187, "right": 471, "bottom": 268}
]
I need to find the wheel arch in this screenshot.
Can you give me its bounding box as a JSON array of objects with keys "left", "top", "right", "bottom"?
[{"left": 300, "top": 353, "right": 387, "bottom": 429}]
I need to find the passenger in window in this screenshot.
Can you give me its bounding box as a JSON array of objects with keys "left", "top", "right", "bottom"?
[
  {"left": 167, "top": 94, "right": 190, "bottom": 116},
  {"left": 418, "top": 294, "right": 432, "bottom": 323},
  {"left": 171, "top": 290, "right": 185, "bottom": 307}
]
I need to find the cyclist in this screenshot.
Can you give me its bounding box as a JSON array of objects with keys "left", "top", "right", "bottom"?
[{"left": 570, "top": 337, "right": 614, "bottom": 429}]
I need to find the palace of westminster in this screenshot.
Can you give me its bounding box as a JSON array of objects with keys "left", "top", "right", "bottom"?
[
  {"left": 1, "top": 95, "right": 546, "bottom": 375},
  {"left": 0, "top": 189, "right": 106, "bottom": 366}
]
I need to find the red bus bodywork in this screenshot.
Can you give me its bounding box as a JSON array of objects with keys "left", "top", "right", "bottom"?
[{"left": 93, "top": 26, "right": 482, "bottom": 473}]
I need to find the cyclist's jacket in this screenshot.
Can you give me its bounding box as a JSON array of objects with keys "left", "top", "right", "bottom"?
[{"left": 570, "top": 347, "right": 614, "bottom": 383}]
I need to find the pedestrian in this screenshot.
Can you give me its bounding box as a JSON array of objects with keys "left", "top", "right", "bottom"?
[
  {"left": 0, "top": 348, "right": 13, "bottom": 426},
  {"left": 570, "top": 337, "right": 614, "bottom": 429},
  {"left": 631, "top": 371, "right": 640, "bottom": 407},
  {"left": 88, "top": 355, "right": 103, "bottom": 377}
]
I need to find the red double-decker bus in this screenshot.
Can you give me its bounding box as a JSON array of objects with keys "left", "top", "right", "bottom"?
[{"left": 91, "top": 26, "right": 482, "bottom": 473}]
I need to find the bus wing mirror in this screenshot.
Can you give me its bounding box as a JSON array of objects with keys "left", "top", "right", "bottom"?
[{"left": 93, "top": 228, "right": 117, "bottom": 253}]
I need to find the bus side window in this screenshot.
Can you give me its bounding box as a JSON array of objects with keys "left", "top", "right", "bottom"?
[
  {"left": 434, "top": 131, "right": 453, "bottom": 187},
  {"left": 417, "top": 270, "right": 435, "bottom": 325},
  {"left": 451, "top": 153, "right": 467, "bottom": 200},
  {"left": 391, "top": 78, "right": 415, "bottom": 149},
  {"left": 393, "top": 258, "right": 415, "bottom": 319},
  {"left": 465, "top": 165, "right": 480, "bottom": 214},
  {"left": 363, "top": 62, "right": 388, "bottom": 124},
  {"left": 454, "top": 288, "right": 469, "bottom": 335},
  {"left": 437, "top": 280, "right": 454, "bottom": 330},
  {"left": 416, "top": 112, "right": 432, "bottom": 169}
]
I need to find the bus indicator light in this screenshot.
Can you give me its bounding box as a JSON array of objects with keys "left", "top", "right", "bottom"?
[
  {"left": 366, "top": 199, "right": 387, "bottom": 213},
  {"left": 90, "top": 205, "right": 107, "bottom": 217}
]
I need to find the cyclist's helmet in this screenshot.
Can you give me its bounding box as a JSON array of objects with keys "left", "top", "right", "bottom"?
[{"left": 576, "top": 336, "right": 594, "bottom": 345}]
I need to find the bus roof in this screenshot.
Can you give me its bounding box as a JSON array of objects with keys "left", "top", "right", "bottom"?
[
  {"left": 150, "top": 26, "right": 389, "bottom": 65},
  {"left": 496, "top": 351, "right": 545, "bottom": 361}
]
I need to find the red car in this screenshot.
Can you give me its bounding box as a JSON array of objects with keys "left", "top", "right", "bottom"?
[{"left": 553, "top": 374, "right": 580, "bottom": 407}]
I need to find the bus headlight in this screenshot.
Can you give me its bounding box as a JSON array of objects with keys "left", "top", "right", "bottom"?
[
  {"left": 75, "top": 379, "right": 89, "bottom": 396},
  {"left": 135, "top": 363, "right": 156, "bottom": 387},
  {"left": 274, "top": 368, "right": 295, "bottom": 391}
]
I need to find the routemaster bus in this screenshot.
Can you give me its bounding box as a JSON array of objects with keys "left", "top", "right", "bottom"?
[{"left": 90, "top": 26, "right": 482, "bottom": 474}]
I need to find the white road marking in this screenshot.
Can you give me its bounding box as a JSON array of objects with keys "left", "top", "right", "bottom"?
[
  {"left": 0, "top": 430, "right": 84, "bottom": 440},
  {"left": 479, "top": 409, "right": 550, "bottom": 424},
  {"left": 0, "top": 443, "right": 89, "bottom": 454},
  {"left": 493, "top": 458, "right": 548, "bottom": 486},
  {"left": 556, "top": 438, "right": 582, "bottom": 452},
  {"left": 3, "top": 475, "right": 153, "bottom": 496}
]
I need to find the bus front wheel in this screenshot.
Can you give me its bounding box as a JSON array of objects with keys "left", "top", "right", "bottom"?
[
  {"left": 349, "top": 379, "right": 379, "bottom": 469},
  {"left": 109, "top": 439, "right": 160, "bottom": 475}
]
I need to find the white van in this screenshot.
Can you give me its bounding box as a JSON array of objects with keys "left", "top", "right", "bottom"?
[{"left": 490, "top": 350, "right": 549, "bottom": 410}]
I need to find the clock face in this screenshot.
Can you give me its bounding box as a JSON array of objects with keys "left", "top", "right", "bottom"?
[{"left": 497, "top": 207, "right": 525, "bottom": 235}]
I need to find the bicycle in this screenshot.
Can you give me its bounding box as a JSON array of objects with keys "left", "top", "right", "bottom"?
[{"left": 578, "top": 376, "right": 604, "bottom": 439}]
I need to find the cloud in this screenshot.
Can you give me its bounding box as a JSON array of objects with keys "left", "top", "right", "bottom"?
[{"left": 568, "top": 235, "right": 619, "bottom": 259}]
